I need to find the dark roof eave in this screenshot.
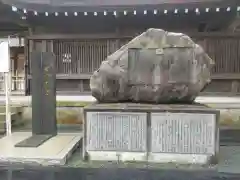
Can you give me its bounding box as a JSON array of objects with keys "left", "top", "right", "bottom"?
[{"left": 2, "top": 0, "right": 240, "bottom": 13}]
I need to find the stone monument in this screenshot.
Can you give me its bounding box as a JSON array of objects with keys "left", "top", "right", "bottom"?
[{"left": 83, "top": 28, "right": 219, "bottom": 165}]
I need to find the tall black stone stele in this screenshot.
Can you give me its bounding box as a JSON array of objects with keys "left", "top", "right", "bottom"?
[{"left": 15, "top": 51, "right": 57, "bottom": 147}]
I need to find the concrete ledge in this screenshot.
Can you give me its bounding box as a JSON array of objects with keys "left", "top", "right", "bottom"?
[
  {"left": 148, "top": 153, "right": 211, "bottom": 165},
  {"left": 0, "top": 132, "right": 82, "bottom": 166},
  {"left": 87, "top": 151, "right": 147, "bottom": 162}
]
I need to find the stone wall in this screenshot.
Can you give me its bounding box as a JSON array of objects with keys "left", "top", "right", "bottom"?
[
  {"left": 20, "top": 105, "right": 240, "bottom": 130},
  {"left": 219, "top": 109, "right": 240, "bottom": 128},
  {"left": 21, "top": 107, "right": 84, "bottom": 128}
]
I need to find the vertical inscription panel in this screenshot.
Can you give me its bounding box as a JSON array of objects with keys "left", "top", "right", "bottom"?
[
  {"left": 31, "top": 51, "right": 57, "bottom": 135},
  {"left": 128, "top": 49, "right": 159, "bottom": 85},
  {"left": 86, "top": 112, "right": 147, "bottom": 152},
  {"left": 151, "top": 113, "right": 216, "bottom": 154}
]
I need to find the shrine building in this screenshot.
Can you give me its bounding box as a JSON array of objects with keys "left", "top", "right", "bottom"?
[{"left": 0, "top": 0, "right": 240, "bottom": 95}]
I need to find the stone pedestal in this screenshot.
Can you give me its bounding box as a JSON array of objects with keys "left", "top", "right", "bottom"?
[{"left": 83, "top": 103, "right": 219, "bottom": 165}]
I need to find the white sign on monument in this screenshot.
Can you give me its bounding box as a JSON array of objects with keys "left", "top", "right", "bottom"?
[{"left": 0, "top": 41, "right": 10, "bottom": 72}]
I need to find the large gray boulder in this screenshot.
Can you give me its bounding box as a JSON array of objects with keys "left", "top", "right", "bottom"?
[{"left": 90, "top": 28, "right": 214, "bottom": 103}]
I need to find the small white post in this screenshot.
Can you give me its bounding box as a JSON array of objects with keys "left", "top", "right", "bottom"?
[
  {"left": 5, "top": 71, "right": 11, "bottom": 135},
  {"left": 6, "top": 36, "right": 11, "bottom": 135},
  {"left": 0, "top": 39, "right": 11, "bottom": 135}
]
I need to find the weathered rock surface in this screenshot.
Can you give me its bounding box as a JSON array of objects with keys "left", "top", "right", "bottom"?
[{"left": 90, "top": 28, "right": 214, "bottom": 103}]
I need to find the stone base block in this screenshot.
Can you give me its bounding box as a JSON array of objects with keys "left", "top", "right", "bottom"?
[
  {"left": 83, "top": 103, "right": 220, "bottom": 165},
  {"left": 86, "top": 151, "right": 147, "bottom": 162},
  {"left": 148, "top": 153, "right": 211, "bottom": 164}
]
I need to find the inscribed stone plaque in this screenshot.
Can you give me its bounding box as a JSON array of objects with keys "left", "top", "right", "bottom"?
[
  {"left": 127, "top": 48, "right": 195, "bottom": 86},
  {"left": 86, "top": 112, "right": 147, "bottom": 152},
  {"left": 163, "top": 47, "right": 195, "bottom": 83},
  {"left": 128, "top": 49, "right": 162, "bottom": 85},
  {"left": 151, "top": 113, "right": 216, "bottom": 154}
]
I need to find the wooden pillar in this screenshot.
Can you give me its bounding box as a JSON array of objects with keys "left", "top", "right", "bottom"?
[
  {"left": 25, "top": 27, "right": 32, "bottom": 95},
  {"left": 231, "top": 80, "right": 240, "bottom": 95}
]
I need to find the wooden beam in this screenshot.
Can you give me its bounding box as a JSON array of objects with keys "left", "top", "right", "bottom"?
[
  {"left": 2, "top": 0, "right": 240, "bottom": 13},
  {"left": 27, "top": 33, "right": 133, "bottom": 40},
  {"left": 188, "top": 32, "right": 240, "bottom": 38},
  {"left": 27, "top": 74, "right": 92, "bottom": 80},
  {"left": 26, "top": 31, "right": 240, "bottom": 40},
  {"left": 27, "top": 73, "right": 240, "bottom": 80},
  {"left": 211, "top": 73, "right": 240, "bottom": 80}
]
